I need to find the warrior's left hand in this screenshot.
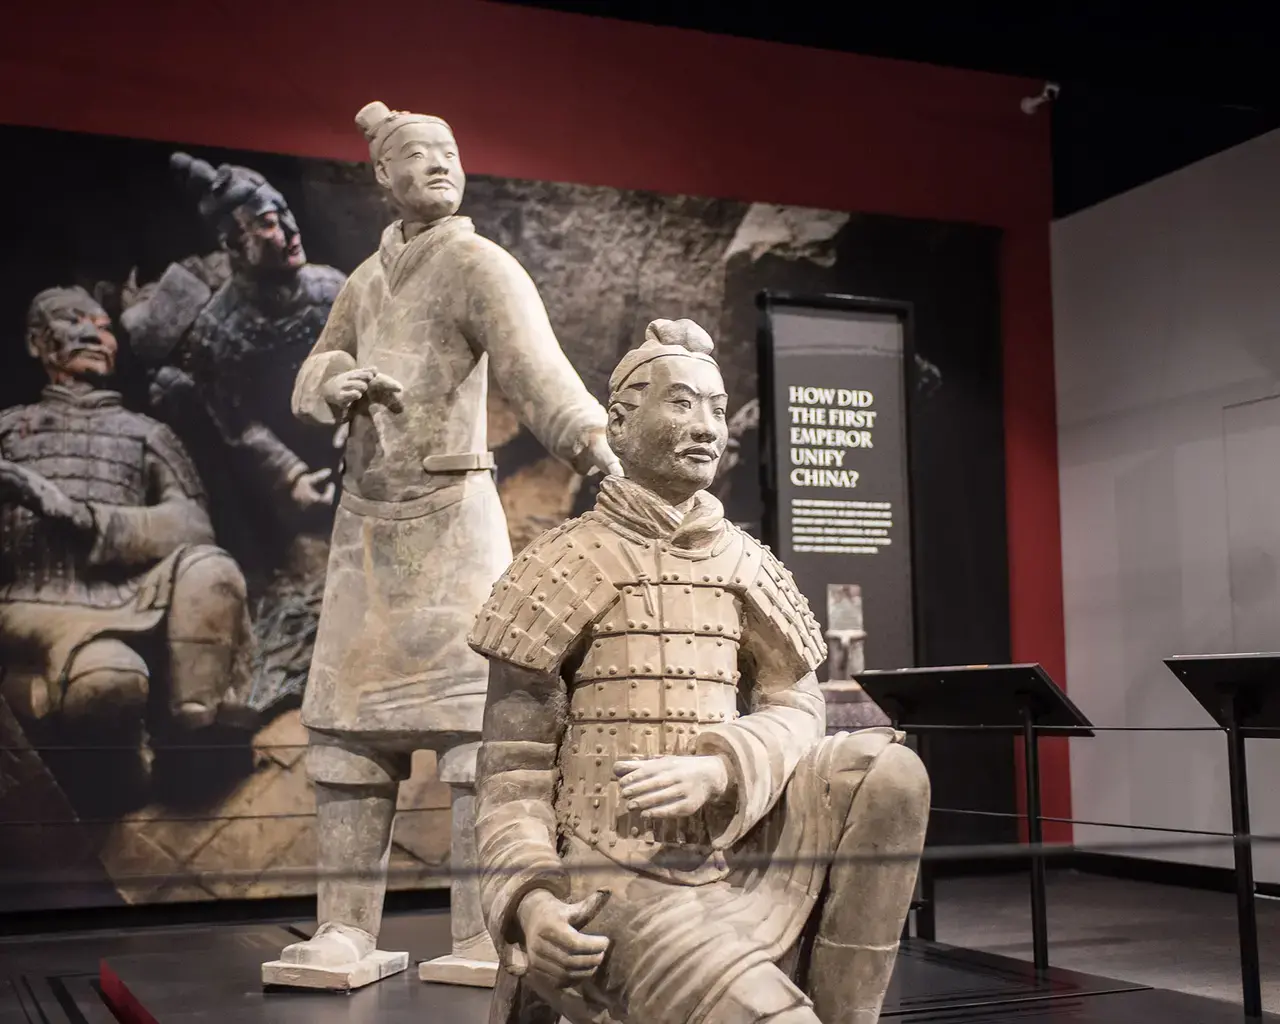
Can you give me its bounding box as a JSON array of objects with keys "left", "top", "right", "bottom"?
[
  {"left": 572, "top": 427, "right": 623, "bottom": 478},
  {"left": 292, "top": 466, "right": 336, "bottom": 509},
  {"left": 615, "top": 754, "right": 731, "bottom": 818}
]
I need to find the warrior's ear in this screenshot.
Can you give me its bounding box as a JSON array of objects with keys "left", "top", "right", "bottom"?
[
  {"left": 607, "top": 401, "right": 629, "bottom": 434},
  {"left": 25, "top": 328, "right": 43, "bottom": 360},
  {"left": 373, "top": 157, "right": 391, "bottom": 190}
]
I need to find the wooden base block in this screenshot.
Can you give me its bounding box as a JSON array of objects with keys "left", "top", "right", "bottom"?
[
  {"left": 417, "top": 954, "right": 499, "bottom": 988},
  {"left": 261, "top": 949, "right": 409, "bottom": 991}
]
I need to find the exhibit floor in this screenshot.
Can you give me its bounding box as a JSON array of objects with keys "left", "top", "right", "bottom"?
[{"left": 1, "top": 871, "right": 1277, "bottom": 1022}]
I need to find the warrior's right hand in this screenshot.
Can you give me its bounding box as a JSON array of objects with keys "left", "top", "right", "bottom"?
[
  {"left": 513, "top": 888, "right": 611, "bottom": 988},
  {"left": 321, "top": 367, "right": 404, "bottom": 415},
  {"left": 0, "top": 460, "right": 93, "bottom": 531}
]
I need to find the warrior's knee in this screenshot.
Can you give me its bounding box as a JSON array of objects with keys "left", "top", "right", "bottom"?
[
  {"left": 174, "top": 546, "right": 248, "bottom": 609},
  {"left": 845, "top": 741, "right": 931, "bottom": 837},
  {"left": 62, "top": 639, "right": 150, "bottom": 722}
]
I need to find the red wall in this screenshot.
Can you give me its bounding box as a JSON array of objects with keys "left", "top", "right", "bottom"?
[{"left": 0, "top": 0, "right": 1070, "bottom": 841}]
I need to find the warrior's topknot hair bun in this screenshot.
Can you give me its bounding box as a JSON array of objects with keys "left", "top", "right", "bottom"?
[
  {"left": 170, "top": 152, "right": 217, "bottom": 198},
  {"left": 644, "top": 318, "right": 715, "bottom": 355},
  {"left": 355, "top": 101, "right": 393, "bottom": 141}
]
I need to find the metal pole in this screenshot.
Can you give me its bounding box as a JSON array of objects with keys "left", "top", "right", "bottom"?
[
  {"left": 1022, "top": 705, "right": 1049, "bottom": 973},
  {"left": 1224, "top": 696, "right": 1263, "bottom": 1021}
]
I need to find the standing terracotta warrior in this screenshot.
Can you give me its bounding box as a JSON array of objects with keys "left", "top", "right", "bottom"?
[
  {"left": 471, "top": 320, "right": 931, "bottom": 1024},
  {"left": 265, "top": 102, "right": 620, "bottom": 990},
  {"left": 0, "top": 287, "right": 253, "bottom": 805}
]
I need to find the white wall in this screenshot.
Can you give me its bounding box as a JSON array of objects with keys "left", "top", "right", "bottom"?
[{"left": 1054, "top": 128, "right": 1280, "bottom": 881}]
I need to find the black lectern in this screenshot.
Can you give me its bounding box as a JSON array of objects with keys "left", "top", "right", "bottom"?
[
  {"left": 1163, "top": 653, "right": 1280, "bottom": 1022},
  {"left": 856, "top": 663, "right": 1093, "bottom": 974}
]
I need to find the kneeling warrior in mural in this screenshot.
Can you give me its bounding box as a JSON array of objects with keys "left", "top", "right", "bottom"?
[
  {"left": 122, "top": 152, "right": 346, "bottom": 713},
  {"left": 263, "top": 102, "right": 621, "bottom": 990},
  {"left": 0, "top": 287, "right": 254, "bottom": 800},
  {"left": 471, "top": 319, "right": 931, "bottom": 1024}
]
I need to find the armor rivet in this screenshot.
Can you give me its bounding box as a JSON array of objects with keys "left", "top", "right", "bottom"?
[
  {"left": 501, "top": 646, "right": 511, "bottom": 656},
  {"left": 703, "top": 623, "right": 711, "bottom": 630},
  {"left": 609, "top": 667, "right": 618, "bottom": 675},
  {"left": 525, "top": 654, "right": 535, "bottom": 662},
  {"left": 629, "top": 665, "right": 637, "bottom": 673},
  {"left": 684, "top": 587, "right": 692, "bottom": 594},
  {"left": 640, "top": 621, "right": 649, "bottom": 628},
  {"left": 609, "top": 837, "right": 618, "bottom": 847},
  {"left": 630, "top": 745, "right": 639, "bottom": 753},
  {"left": 716, "top": 575, "right": 724, "bottom": 582},
  {"left": 596, "top": 758, "right": 604, "bottom": 766},
  {"left": 596, "top": 574, "right": 603, "bottom": 581},
  {"left": 687, "top": 681, "right": 695, "bottom": 689},
  {"left": 594, "top": 542, "right": 602, "bottom": 548},
  {"left": 628, "top": 620, "right": 636, "bottom": 628},
  {"left": 686, "top": 637, "right": 693, "bottom": 644},
  {"left": 665, "top": 682, "right": 673, "bottom": 690},
  {"left": 677, "top": 726, "right": 685, "bottom": 734},
  {"left": 643, "top": 711, "right": 652, "bottom": 718},
  {"left": 643, "top": 541, "right": 651, "bottom": 548},
  {"left": 609, "top": 713, "right": 617, "bottom": 721},
  {"left": 630, "top": 681, "right": 637, "bottom": 688},
  {"left": 643, "top": 663, "right": 652, "bottom": 671},
  {"left": 567, "top": 786, "right": 574, "bottom": 794},
  {"left": 717, "top": 669, "right": 725, "bottom": 677},
  {"left": 609, "top": 726, "right": 617, "bottom": 733},
  {"left": 735, "top": 577, "right": 742, "bottom": 583},
  {"left": 631, "top": 827, "right": 640, "bottom": 837},
  {"left": 645, "top": 727, "right": 653, "bottom": 735},
  {"left": 625, "top": 586, "right": 632, "bottom": 594},
  {"left": 716, "top": 640, "right": 724, "bottom": 647},
  {"left": 674, "top": 667, "right": 683, "bottom": 675},
  {"left": 567, "top": 541, "right": 574, "bottom": 548},
  {"left": 714, "top": 589, "right": 723, "bottom": 598},
  {"left": 716, "top": 624, "right": 724, "bottom": 632},
  {"left": 593, "top": 799, "right": 601, "bottom": 808},
  {"left": 591, "top": 825, "right": 600, "bottom": 833},
  {"left": 702, "top": 575, "right": 711, "bottom": 582},
  {"left": 597, "top": 725, "right": 604, "bottom": 733},
  {"left": 572, "top": 745, "right": 580, "bottom": 752}
]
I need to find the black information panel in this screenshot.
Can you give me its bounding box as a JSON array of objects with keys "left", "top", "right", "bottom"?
[{"left": 762, "top": 298, "right": 916, "bottom": 673}]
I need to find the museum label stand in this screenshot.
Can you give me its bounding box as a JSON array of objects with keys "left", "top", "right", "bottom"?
[
  {"left": 1163, "top": 652, "right": 1280, "bottom": 1022},
  {"left": 856, "top": 662, "right": 1094, "bottom": 974}
]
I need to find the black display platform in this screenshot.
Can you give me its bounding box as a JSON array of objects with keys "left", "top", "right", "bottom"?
[{"left": 92, "top": 910, "right": 1273, "bottom": 1024}]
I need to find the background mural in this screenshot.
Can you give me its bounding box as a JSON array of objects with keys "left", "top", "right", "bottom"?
[{"left": 0, "top": 125, "right": 1006, "bottom": 912}]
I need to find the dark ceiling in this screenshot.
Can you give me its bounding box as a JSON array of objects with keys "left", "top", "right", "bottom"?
[{"left": 497, "top": 2, "right": 1280, "bottom": 216}]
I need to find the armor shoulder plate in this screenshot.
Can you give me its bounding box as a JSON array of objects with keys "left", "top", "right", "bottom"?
[
  {"left": 738, "top": 530, "right": 826, "bottom": 673},
  {"left": 469, "top": 518, "right": 621, "bottom": 675},
  {"left": 300, "top": 264, "right": 347, "bottom": 304},
  {"left": 139, "top": 414, "right": 206, "bottom": 500}
]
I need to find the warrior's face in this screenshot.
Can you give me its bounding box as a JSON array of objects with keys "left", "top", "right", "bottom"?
[
  {"left": 609, "top": 357, "right": 729, "bottom": 505},
  {"left": 27, "top": 289, "right": 118, "bottom": 386},
  {"left": 225, "top": 187, "right": 305, "bottom": 277},
  {"left": 375, "top": 121, "right": 465, "bottom": 224}
]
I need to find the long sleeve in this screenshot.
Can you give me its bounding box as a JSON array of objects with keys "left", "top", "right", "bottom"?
[
  {"left": 291, "top": 276, "right": 360, "bottom": 427},
  {"left": 475, "top": 659, "right": 572, "bottom": 954},
  {"left": 693, "top": 548, "right": 828, "bottom": 849},
  {"left": 461, "top": 241, "right": 606, "bottom": 466},
  {"left": 87, "top": 423, "right": 214, "bottom": 567}
]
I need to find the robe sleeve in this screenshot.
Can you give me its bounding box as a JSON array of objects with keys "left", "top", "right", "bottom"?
[
  {"left": 460, "top": 240, "right": 606, "bottom": 466},
  {"left": 87, "top": 422, "right": 215, "bottom": 567},
  {"left": 291, "top": 276, "right": 360, "bottom": 428},
  {"left": 693, "top": 563, "right": 827, "bottom": 849},
  {"left": 475, "top": 659, "right": 572, "bottom": 957}
]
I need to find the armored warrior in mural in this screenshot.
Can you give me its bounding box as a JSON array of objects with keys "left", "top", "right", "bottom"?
[
  {"left": 471, "top": 319, "right": 930, "bottom": 1024},
  {"left": 261, "top": 102, "right": 621, "bottom": 990},
  {"left": 122, "top": 153, "right": 347, "bottom": 710},
  {"left": 0, "top": 287, "right": 253, "bottom": 807}
]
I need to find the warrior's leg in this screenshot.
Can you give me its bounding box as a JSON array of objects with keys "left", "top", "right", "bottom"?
[
  {"left": 701, "top": 962, "right": 821, "bottom": 1024},
  {"left": 61, "top": 638, "right": 149, "bottom": 723},
  {"left": 165, "top": 545, "right": 253, "bottom": 729},
  {"left": 808, "top": 740, "right": 931, "bottom": 1024},
  {"left": 437, "top": 741, "right": 498, "bottom": 962},
  {"left": 278, "top": 734, "right": 408, "bottom": 967}
]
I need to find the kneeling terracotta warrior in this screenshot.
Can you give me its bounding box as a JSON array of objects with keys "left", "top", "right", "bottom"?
[
  {"left": 0, "top": 287, "right": 253, "bottom": 797},
  {"left": 471, "top": 319, "right": 931, "bottom": 1024}
]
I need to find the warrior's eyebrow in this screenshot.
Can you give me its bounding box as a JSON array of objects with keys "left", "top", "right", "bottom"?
[{"left": 665, "top": 382, "right": 728, "bottom": 401}]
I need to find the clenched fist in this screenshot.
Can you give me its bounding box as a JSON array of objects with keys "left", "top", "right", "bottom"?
[
  {"left": 321, "top": 366, "right": 404, "bottom": 416},
  {"left": 513, "top": 888, "right": 611, "bottom": 989}
]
